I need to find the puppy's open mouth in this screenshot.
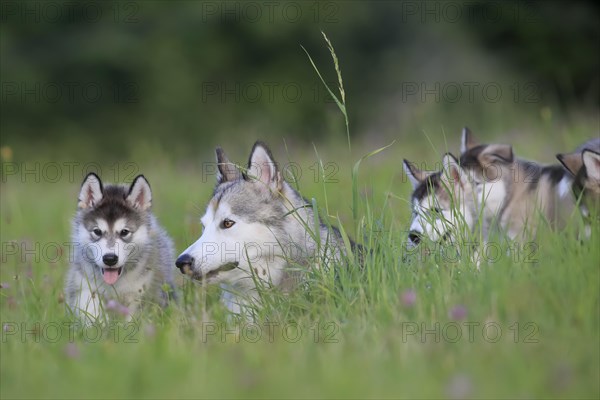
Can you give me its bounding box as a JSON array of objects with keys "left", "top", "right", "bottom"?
[
  {"left": 193, "top": 262, "right": 238, "bottom": 281},
  {"left": 102, "top": 267, "right": 123, "bottom": 285}
]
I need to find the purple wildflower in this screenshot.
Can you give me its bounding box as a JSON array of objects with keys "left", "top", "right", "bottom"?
[
  {"left": 400, "top": 289, "right": 417, "bottom": 307},
  {"left": 106, "top": 299, "right": 130, "bottom": 317},
  {"left": 64, "top": 343, "right": 80, "bottom": 359},
  {"left": 449, "top": 305, "right": 467, "bottom": 320}
]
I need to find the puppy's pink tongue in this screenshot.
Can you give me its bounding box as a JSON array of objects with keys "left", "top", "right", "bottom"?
[{"left": 103, "top": 269, "right": 120, "bottom": 285}]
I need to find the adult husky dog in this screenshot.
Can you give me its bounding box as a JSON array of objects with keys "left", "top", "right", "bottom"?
[
  {"left": 557, "top": 138, "right": 600, "bottom": 233},
  {"left": 403, "top": 153, "right": 478, "bottom": 247},
  {"left": 65, "top": 173, "right": 175, "bottom": 322},
  {"left": 175, "top": 141, "right": 354, "bottom": 316},
  {"left": 460, "top": 128, "right": 578, "bottom": 240}
]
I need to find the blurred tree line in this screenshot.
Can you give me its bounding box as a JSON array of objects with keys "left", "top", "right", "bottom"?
[{"left": 1, "top": 0, "right": 598, "bottom": 158}]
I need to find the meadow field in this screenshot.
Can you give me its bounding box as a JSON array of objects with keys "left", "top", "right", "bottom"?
[
  {"left": 1, "top": 119, "right": 599, "bottom": 399},
  {"left": 2, "top": 2, "right": 600, "bottom": 398}
]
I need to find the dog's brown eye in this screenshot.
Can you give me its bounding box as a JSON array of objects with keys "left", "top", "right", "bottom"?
[
  {"left": 222, "top": 219, "right": 235, "bottom": 229},
  {"left": 120, "top": 229, "right": 130, "bottom": 238},
  {"left": 92, "top": 228, "right": 102, "bottom": 237}
]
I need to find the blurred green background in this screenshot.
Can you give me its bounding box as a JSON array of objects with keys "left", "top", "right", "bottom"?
[{"left": 2, "top": 0, "right": 599, "bottom": 161}]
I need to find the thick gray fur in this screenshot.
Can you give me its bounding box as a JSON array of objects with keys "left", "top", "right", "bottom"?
[{"left": 65, "top": 173, "right": 175, "bottom": 322}]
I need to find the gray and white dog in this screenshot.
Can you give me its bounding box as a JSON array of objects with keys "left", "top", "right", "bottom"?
[
  {"left": 65, "top": 173, "right": 175, "bottom": 322},
  {"left": 557, "top": 137, "right": 600, "bottom": 234},
  {"left": 404, "top": 130, "right": 599, "bottom": 247},
  {"left": 176, "top": 141, "right": 355, "bottom": 316},
  {"left": 403, "top": 153, "right": 479, "bottom": 247},
  {"left": 459, "top": 128, "right": 578, "bottom": 240}
]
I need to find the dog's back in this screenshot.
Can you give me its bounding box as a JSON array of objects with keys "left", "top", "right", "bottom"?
[{"left": 460, "top": 128, "right": 577, "bottom": 240}]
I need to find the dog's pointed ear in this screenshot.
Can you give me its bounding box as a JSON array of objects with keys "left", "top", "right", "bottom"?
[
  {"left": 247, "top": 141, "right": 282, "bottom": 190},
  {"left": 556, "top": 151, "right": 582, "bottom": 177},
  {"left": 403, "top": 159, "right": 428, "bottom": 189},
  {"left": 216, "top": 147, "right": 241, "bottom": 184},
  {"left": 479, "top": 143, "right": 513, "bottom": 164},
  {"left": 461, "top": 126, "right": 477, "bottom": 153},
  {"left": 78, "top": 173, "right": 103, "bottom": 209},
  {"left": 126, "top": 175, "right": 152, "bottom": 211},
  {"left": 582, "top": 149, "right": 600, "bottom": 182},
  {"left": 441, "top": 153, "right": 470, "bottom": 190}
]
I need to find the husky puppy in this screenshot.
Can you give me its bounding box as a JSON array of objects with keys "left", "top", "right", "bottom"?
[
  {"left": 460, "top": 128, "right": 577, "bottom": 240},
  {"left": 557, "top": 138, "right": 600, "bottom": 232},
  {"left": 65, "top": 173, "right": 175, "bottom": 322},
  {"left": 175, "top": 141, "right": 355, "bottom": 316},
  {"left": 403, "top": 153, "right": 478, "bottom": 247}
]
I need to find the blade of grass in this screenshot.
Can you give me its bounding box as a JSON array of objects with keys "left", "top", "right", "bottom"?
[
  {"left": 301, "top": 31, "right": 350, "bottom": 151},
  {"left": 351, "top": 140, "right": 396, "bottom": 222}
]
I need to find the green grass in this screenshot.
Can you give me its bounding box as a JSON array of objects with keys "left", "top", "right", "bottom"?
[
  {"left": 1, "top": 128, "right": 599, "bottom": 399},
  {"left": 1, "top": 35, "right": 599, "bottom": 399}
]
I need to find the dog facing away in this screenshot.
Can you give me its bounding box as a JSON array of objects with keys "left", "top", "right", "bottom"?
[
  {"left": 65, "top": 173, "right": 175, "bottom": 323},
  {"left": 460, "top": 128, "right": 577, "bottom": 241},
  {"left": 403, "top": 153, "right": 479, "bottom": 247},
  {"left": 175, "top": 141, "right": 355, "bottom": 317},
  {"left": 557, "top": 138, "right": 600, "bottom": 234}
]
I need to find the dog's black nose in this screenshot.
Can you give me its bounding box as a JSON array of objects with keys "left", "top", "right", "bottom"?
[
  {"left": 408, "top": 231, "right": 422, "bottom": 245},
  {"left": 175, "top": 254, "right": 194, "bottom": 271},
  {"left": 103, "top": 253, "right": 119, "bottom": 267}
]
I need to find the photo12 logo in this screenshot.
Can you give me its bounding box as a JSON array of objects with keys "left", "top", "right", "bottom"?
[
  {"left": 400, "top": 81, "right": 541, "bottom": 104},
  {"left": 0, "top": 2, "right": 140, "bottom": 24},
  {"left": 1, "top": 241, "right": 146, "bottom": 266},
  {"left": 1, "top": 161, "right": 139, "bottom": 184},
  {"left": 199, "top": 160, "right": 339, "bottom": 184},
  {"left": 401, "top": 321, "right": 539, "bottom": 344},
  {"left": 199, "top": 1, "right": 340, "bottom": 24},
  {"left": 401, "top": 241, "right": 539, "bottom": 264},
  {"left": 2, "top": 321, "right": 139, "bottom": 343},
  {"left": 199, "top": 80, "right": 339, "bottom": 105},
  {"left": 399, "top": 1, "right": 540, "bottom": 24},
  {"left": 199, "top": 321, "right": 340, "bottom": 343},
  {"left": 1, "top": 81, "right": 139, "bottom": 105}
]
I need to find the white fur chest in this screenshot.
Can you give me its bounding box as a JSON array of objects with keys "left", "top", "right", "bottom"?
[{"left": 110, "top": 267, "right": 155, "bottom": 308}]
